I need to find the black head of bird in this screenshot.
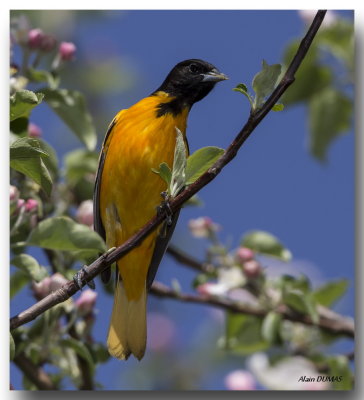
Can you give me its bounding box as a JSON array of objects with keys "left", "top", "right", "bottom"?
[{"left": 155, "top": 59, "right": 228, "bottom": 111}]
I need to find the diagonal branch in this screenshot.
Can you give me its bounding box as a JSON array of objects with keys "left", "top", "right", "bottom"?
[{"left": 10, "top": 10, "right": 328, "bottom": 331}]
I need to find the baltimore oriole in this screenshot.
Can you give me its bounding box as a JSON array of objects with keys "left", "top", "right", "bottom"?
[{"left": 93, "top": 59, "right": 227, "bottom": 360}]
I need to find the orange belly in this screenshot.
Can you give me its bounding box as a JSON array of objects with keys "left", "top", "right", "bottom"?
[{"left": 100, "top": 93, "right": 188, "bottom": 300}]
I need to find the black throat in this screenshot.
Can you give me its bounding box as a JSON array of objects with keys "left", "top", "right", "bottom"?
[{"left": 154, "top": 95, "right": 191, "bottom": 118}]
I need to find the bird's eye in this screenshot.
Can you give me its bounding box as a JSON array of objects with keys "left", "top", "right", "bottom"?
[{"left": 189, "top": 63, "right": 201, "bottom": 74}]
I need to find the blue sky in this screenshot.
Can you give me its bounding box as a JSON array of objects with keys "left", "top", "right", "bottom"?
[{"left": 10, "top": 10, "right": 354, "bottom": 390}]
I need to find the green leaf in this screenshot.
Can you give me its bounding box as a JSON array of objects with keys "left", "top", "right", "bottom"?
[
  {"left": 10, "top": 117, "right": 29, "bottom": 136},
  {"left": 304, "top": 295, "right": 319, "bottom": 324},
  {"left": 225, "top": 313, "right": 269, "bottom": 354},
  {"left": 27, "top": 216, "right": 106, "bottom": 255},
  {"left": 90, "top": 342, "right": 110, "bottom": 364},
  {"left": 312, "top": 279, "right": 348, "bottom": 307},
  {"left": 10, "top": 157, "right": 52, "bottom": 196},
  {"left": 318, "top": 19, "right": 354, "bottom": 73},
  {"left": 170, "top": 128, "right": 187, "bottom": 196},
  {"left": 43, "top": 88, "right": 97, "bottom": 151},
  {"left": 252, "top": 60, "right": 282, "bottom": 109},
  {"left": 11, "top": 254, "right": 48, "bottom": 282},
  {"left": 272, "top": 103, "right": 284, "bottom": 112},
  {"left": 327, "top": 355, "right": 353, "bottom": 390},
  {"left": 261, "top": 311, "right": 282, "bottom": 344},
  {"left": 308, "top": 87, "right": 352, "bottom": 161},
  {"left": 277, "top": 274, "right": 311, "bottom": 294},
  {"left": 241, "top": 230, "right": 292, "bottom": 261},
  {"left": 10, "top": 270, "right": 29, "bottom": 299},
  {"left": 283, "top": 289, "right": 319, "bottom": 324},
  {"left": 233, "top": 83, "right": 255, "bottom": 109},
  {"left": 185, "top": 146, "right": 224, "bottom": 185},
  {"left": 283, "top": 289, "right": 307, "bottom": 313},
  {"left": 63, "top": 148, "right": 98, "bottom": 201},
  {"left": 64, "top": 148, "right": 99, "bottom": 183},
  {"left": 10, "top": 137, "right": 49, "bottom": 158},
  {"left": 10, "top": 137, "right": 53, "bottom": 195},
  {"left": 60, "top": 338, "right": 95, "bottom": 374},
  {"left": 152, "top": 162, "right": 172, "bottom": 188},
  {"left": 234, "top": 83, "right": 248, "bottom": 93},
  {"left": 10, "top": 90, "right": 44, "bottom": 121},
  {"left": 37, "top": 139, "right": 59, "bottom": 180},
  {"left": 10, "top": 333, "right": 15, "bottom": 361},
  {"left": 26, "top": 68, "right": 60, "bottom": 89}
]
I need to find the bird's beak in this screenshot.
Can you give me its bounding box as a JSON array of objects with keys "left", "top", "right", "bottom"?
[{"left": 202, "top": 68, "right": 229, "bottom": 82}]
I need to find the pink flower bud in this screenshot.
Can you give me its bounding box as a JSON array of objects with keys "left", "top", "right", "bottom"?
[
  {"left": 28, "top": 122, "right": 42, "bottom": 138},
  {"left": 17, "top": 198, "right": 25, "bottom": 210},
  {"left": 76, "top": 200, "right": 94, "bottom": 227},
  {"left": 28, "top": 28, "right": 44, "bottom": 49},
  {"left": 75, "top": 289, "right": 97, "bottom": 315},
  {"left": 32, "top": 272, "right": 68, "bottom": 300},
  {"left": 33, "top": 276, "right": 52, "bottom": 300},
  {"left": 224, "top": 370, "right": 256, "bottom": 390},
  {"left": 188, "top": 216, "right": 220, "bottom": 238},
  {"left": 10, "top": 185, "right": 19, "bottom": 202},
  {"left": 243, "top": 260, "right": 262, "bottom": 278},
  {"left": 25, "top": 198, "right": 38, "bottom": 212},
  {"left": 59, "top": 41, "right": 76, "bottom": 61},
  {"left": 236, "top": 247, "right": 254, "bottom": 263},
  {"left": 39, "top": 35, "right": 56, "bottom": 52},
  {"left": 49, "top": 273, "right": 68, "bottom": 291}
]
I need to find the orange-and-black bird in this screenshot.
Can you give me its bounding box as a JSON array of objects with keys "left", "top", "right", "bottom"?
[{"left": 93, "top": 59, "right": 228, "bottom": 360}]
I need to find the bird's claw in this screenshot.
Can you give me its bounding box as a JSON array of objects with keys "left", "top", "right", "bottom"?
[
  {"left": 157, "top": 191, "right": 173, "bottom": 226},
  {"left": 73, "top": 265, "right": 96, "bottom": 291}
]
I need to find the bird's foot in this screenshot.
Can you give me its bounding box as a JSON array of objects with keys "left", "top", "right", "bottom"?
[
  {"left": 73, "top": 265, "right": 96, "bottom": 291},
  {"left": 157, "top": 191, "right": 173, "bottom": 226}
]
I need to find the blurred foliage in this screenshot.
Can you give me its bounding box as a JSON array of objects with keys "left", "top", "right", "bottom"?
[
  {"left": 190, "top": 224, "right": 353, "bottom": 390},
  {"left": 9, "top": 11, "right": 354, "bottom": 391},
  {"left": 281, "top": 17, "right": 354, "bottom": 161},
  {"left": 10, "top": 13, "right": 110, "bottom": 390},
  {"left": 233, "top": 14, "right": 354, "bottom": 162}
]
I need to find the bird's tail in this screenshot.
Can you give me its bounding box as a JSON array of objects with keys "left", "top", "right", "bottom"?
[{"left": 107, "top": 277, "right": 147, "bottom": 360}]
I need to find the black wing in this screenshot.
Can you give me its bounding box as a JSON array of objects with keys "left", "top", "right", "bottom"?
[
  {"left": 146, "top": 209, "right": 180, "bottom": 290},
  {"left": 93, "top": 118, "right": 116, "bottom": 284},
  {"left": 146, "top": 138, "right": 189, "bottom": 289}
]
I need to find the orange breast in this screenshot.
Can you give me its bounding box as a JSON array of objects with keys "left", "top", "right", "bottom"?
[{"left": 99, "top": 92, "right": 189, "bottom": 299}]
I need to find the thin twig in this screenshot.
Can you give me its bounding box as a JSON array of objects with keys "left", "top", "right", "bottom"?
[
  {"left": 10, "top": 11, "right": 328, "bottom": 331},
  {"left": 150, "top": 282, "right": 354, "bottom": 338},
  {"left": 167, "top": 245, "right": 217, "bottom": 275}
]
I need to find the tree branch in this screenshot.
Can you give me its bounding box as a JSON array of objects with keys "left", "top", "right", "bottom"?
[
  {"left": 10, "top": 10, "right": 328, "bottom": 331},
  {"left": 13, "top": 353, "right": 57, "bottom": 390},
  {"left": 150, "top": 282, "right": 354, "bottom": 338}
]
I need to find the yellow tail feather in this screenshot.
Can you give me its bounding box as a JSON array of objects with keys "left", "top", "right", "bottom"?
[{"left": 107, "top": 278, "right": 147, "bottom": 360}]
